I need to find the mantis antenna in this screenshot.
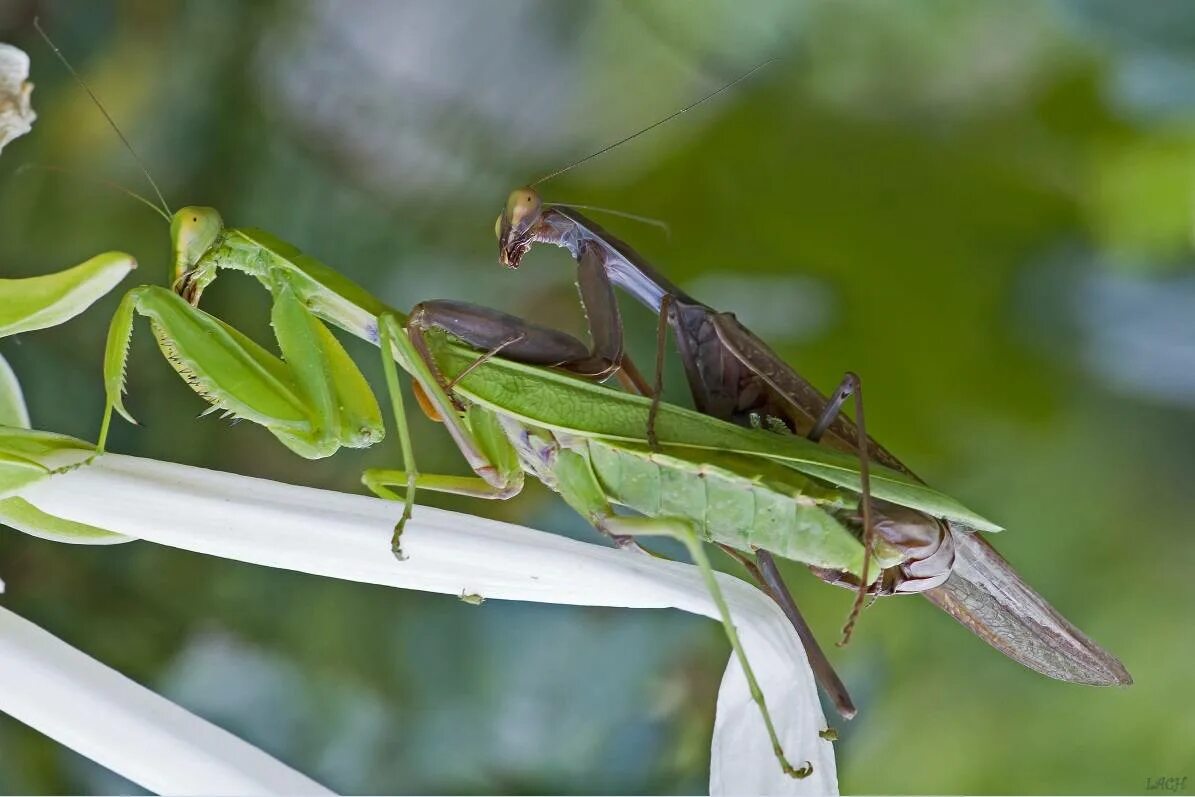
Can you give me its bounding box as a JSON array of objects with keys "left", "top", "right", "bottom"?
[
  {"left": 15, "top": 163, "right": 172, "bottom": 223},
  {"left": 549, "top": 203, "right": 671, "bottom": 239},
  {"left": 530, "top": 57, "right": 777, "bottom": 187},
  {"left": 33, "top": 18, "right": 173, "bottom": 218}
]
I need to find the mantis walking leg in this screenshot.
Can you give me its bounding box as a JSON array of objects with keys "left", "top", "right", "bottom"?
[
  {"left": 99, "top": 284, "right": 384, "bottom": 459},
  {"left": 645, "top": 295, "right": 859, "bottom": 714},
  {"left": 379, "top": 302, "right": 648, "bottom": 552},
  {"left": 645, "top": 292, "right": 673, "bottom": 451},
  {"left": 620, "top": 516, "right": 812, "bottom": 778},
  {"left": 364, "top": 311, "right": 525, "bottom": 559},
  {"left": 545, "top": 446, "right": 810, "bottom": 778},
  {"left": 804, "top": 372, "right": 876, "bottom": 646}
]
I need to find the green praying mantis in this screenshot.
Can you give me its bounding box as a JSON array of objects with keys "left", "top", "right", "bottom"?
[
  {"left": 32, "top": 26, "right": 1127, "bottom": 777},
  {"left": 104, "top": 203, "right": 997, "bottom": 777},
  {"left": 37, "top": 87, "right": 979, "bottom": 790}
]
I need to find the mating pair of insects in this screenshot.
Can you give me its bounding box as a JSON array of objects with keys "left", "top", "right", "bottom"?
[{"left": 43, "top": 29, "right": 1129, "bottom": 778}]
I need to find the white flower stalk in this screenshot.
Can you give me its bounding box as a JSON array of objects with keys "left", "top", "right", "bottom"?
[
  {"left": 0, "top": 606, "right": 333, "bottom": 795},
  {"left": 0, "top": 43, "right": 36, "bottom": 152},
  {"left": 17, "top": 452, "right": 839, "bottom": 795}
]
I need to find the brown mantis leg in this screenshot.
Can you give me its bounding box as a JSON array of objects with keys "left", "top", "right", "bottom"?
[
  {"left": 804, "top": 372, "right": 876, "bottom": 646},
  {"left": 643, "top": 298, "right": 861, "bottom": 715},
  {"left": 549, "top": 244, "right": 861, "bottom": 715},
  {"left": 719, "top": 544, "right": 858, "bottom": 719},
  {"left": 757, "top": 553, "right": 858, "bottom": 717},
  {"left": 568, "top": 243, "right": 652, "bottom": 395},
  {"left": 645, "top": 293, "right": 673, "bottom": 451},
  {"left": 614, "top": 357, "right": 653, "bottom": 397},
  {"left": 403, "top": 301, "right": 647, "bottom": 552}
]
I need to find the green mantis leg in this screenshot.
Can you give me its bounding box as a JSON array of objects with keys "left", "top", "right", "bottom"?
[
  {"left": 361, "top": 471, "right": 518, "bottom": 502},
  {"left": 605, "top": 515, "right": 812, "bottom": 780},
  {"left": 362, "top": 468, "right": 522, "bottom": 560},
  {"left": 369, "top": 312, "right": 522, "bottom": 559},
  {"left": 97, "top": 284, "right": 383, "bottom": 458},
  {"left": 548, "top": 447, "right": 810, "bottom": 780}
]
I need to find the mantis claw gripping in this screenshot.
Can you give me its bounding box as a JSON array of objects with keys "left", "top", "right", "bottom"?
[{"left": 390, "top": 524, "right": 409, "bottom": 562}]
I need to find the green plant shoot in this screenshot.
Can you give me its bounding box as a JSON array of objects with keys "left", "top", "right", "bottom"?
[{"left": 0, "top": 252, "right": 136, "bottom": 543}]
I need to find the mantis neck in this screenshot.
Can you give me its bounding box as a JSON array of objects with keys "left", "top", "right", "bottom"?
[{"left": 541, "top": 207, "right": 694, "bottom": 312}]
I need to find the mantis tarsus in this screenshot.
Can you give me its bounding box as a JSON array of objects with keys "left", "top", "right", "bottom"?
[{"left": 492, "top": 185, "right": 1133, "bottom": 704}]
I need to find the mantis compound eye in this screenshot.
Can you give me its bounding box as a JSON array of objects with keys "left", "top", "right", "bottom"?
[
  {"left": 497, "top": 188, "right": 543, "bottom": 268},
  {"left": 504, "top": 187, "right": 543, "bottom": 234},
  {"left": 170, "top": 206, "right": 224, "bottom": 301}
]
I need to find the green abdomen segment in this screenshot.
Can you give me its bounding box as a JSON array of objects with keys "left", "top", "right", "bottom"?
[{"left": 583, "top": 440, "right": 867, "bottom": 576}]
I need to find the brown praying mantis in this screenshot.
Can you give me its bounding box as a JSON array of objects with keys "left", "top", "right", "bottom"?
[
  {"left": 491, "top": 187, "right": 1132, "bottom": 710},
  {"left": 485, "top": 87, "right": 1133, "bottom": 718}
]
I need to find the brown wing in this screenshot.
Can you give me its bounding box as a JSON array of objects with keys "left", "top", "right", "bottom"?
[{"left": 923, "top": 529, "right": 1131, "bottom": 686}]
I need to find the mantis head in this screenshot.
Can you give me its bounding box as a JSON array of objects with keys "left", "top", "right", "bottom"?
[
  {"left": 496, "top": 187, "right": 543, "bottom": 269},
  {"left": 170, "top": 206, "right": 224, "bottom": 303}
]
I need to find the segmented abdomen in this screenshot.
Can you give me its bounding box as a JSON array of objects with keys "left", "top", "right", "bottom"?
[{"left": 582, "top": 440, "right": 867, "bottom": 575}]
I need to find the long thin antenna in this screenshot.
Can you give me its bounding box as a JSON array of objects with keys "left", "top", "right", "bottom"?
[
  {"left": 15, "top": 163, "right": 171, "bottom": 223},
  {"left": 550, "top": 202, "right": 671, "bottom": 239},
  {"left": 530, "top": 58, "right": 777, "bottom": 187},
  {"left": 33, "top": 18, "right": 173, "bottom": 217}
]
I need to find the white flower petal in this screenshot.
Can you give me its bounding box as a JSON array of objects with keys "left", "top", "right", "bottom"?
[
  {"left": 0, "top": 606, "right": 332, "bottom": 795},
  {"left": 18, "top": 452, "right": 837, "bottom": 795},
  {"left": 0, "top": 43, "right": 36, "bottom": 152}
]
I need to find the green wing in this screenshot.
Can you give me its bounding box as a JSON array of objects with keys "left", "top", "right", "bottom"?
[{"left": 434, "top": 341, "right": 1001, "bottom": 532}]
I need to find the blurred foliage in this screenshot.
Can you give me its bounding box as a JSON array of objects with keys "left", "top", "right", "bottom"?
[{"left": 0, "top": 0, "right": 1193, "bottom": 793}]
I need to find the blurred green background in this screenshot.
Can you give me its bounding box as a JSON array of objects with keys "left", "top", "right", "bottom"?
[{"left": 1, "top": 0, "right": 1191, "bottom": 793}]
